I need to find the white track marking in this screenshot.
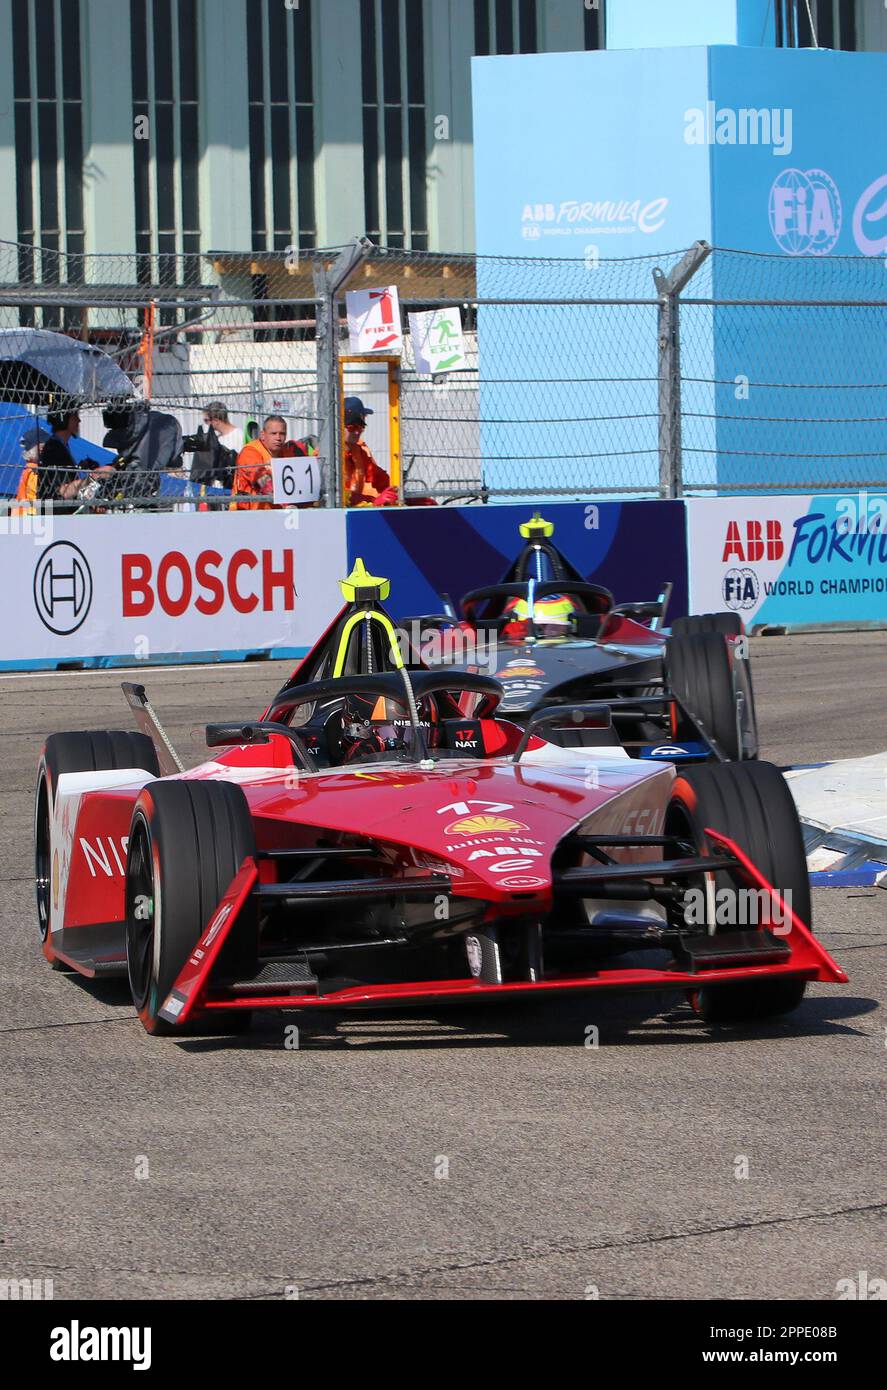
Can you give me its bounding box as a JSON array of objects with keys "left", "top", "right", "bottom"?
[{"left": 0, "top": 662, "right": 276, "bottom": 681}]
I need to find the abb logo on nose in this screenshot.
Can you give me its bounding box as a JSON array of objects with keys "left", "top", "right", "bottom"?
[
  {"left": 722, "top": 520, "right": 784, "bottom": 563},
  {"left": 122, "top": 549, "right": 295, "bottom": 617}
]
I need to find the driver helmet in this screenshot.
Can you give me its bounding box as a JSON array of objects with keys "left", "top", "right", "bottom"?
[
  {"left": 340, "top": 693, "right": 410, "bottom": 762},
  {"left": 502, "top": 592, "right": 578, "bottom": 637}
]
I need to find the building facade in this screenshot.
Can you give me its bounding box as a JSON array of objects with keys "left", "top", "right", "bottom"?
[
  {"left": 0, "top": 0, "right": 874, "bottom": 276},
  {"left": 0, "top": 0, "right": 603, "bottom": 270}
]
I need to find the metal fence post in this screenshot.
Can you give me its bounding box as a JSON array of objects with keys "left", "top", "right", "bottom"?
[
  {"left": 248, "top": 366, "right": 258, "bottom": 425},
  {"left": 312, "top": 236, "right": 373, "bottom": 508},
  {"left": 653, "top": 240, "right": 711, "bottom": 499}
]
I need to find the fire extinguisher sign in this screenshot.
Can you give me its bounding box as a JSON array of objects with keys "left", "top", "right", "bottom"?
[{"left": 345, "top": 285, "right": 403, "bottom": 355}]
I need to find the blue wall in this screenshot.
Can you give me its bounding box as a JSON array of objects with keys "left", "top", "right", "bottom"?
[
  {"left": 472, "top": 46, "right": 711, "bottom": 497},
  {"left": 346, "top": 500, "right": 689, "bottom": 619},
  {"left": 706, "top": 47, "right": 887, "bottom": 491},
  {"left": 473, "top": 45, "right": 887, "bottom": 495}
]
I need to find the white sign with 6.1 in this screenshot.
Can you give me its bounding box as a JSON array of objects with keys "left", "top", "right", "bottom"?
[{"left": 272, "top": 456, "right": 321, "bottom": 506}]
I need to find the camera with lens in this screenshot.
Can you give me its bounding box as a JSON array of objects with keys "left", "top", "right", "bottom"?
[{"left": 181, "top": 426, "right": 212, "bottom": 453}]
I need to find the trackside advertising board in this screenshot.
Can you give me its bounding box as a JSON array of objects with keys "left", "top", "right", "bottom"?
[
  {"left": 346, "top": 500, "right": 688, "bottom": 620},
  {"left": 0, "top": 510, "right": 347, "bottom": 668},
  {"left": 687, "top": 495, "right": 887, "bottom": 628}
]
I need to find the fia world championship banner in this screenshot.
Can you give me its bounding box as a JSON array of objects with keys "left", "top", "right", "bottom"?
[
  {"left": 687, "top": 495, "right": 887, "bottom": 629},
  {"left": 347, "top": 500, "right": 688, "bottom": 619},
  {"left": 0, "top": 509, "right": 347, "bottom": 668}
]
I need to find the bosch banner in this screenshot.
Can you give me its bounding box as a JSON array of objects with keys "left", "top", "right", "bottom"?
[
  {"left": 1, "top": 509, "right": 347, "bottom": 668},
  {"left": 687, "top": 495, "right": 887, "bottom": 629},
  {"left": 347, "top": 500, "right": 688, "bottom": 620}
]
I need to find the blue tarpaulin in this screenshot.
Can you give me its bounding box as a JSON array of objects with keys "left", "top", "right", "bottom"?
[{"left": 0, "top": 403, "right": 115, "bottom": 496}]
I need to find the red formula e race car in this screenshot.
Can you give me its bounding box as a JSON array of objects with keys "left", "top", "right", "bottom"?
[{"left": 34, "top": 560, "right": 846, "bottom": 1037}]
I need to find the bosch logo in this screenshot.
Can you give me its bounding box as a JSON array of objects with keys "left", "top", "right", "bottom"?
[
  {"left": 122, "top": 548, "right": 295, "bottom": 617},
  {"left": 33, "top": 541, "right": 93, "bottom": 635},
  {"left": 723, "top": 568, "right": 760, "bottom": 611}
]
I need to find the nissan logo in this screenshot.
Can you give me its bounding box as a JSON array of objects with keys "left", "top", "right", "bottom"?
[{"left": 33, "top": 541, "right": 93, "bottom": 635}]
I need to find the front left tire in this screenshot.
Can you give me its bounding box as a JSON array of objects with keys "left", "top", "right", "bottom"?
[
  {"left": 666, "top": 630, "right": 757, "bottom": 761},
  {"left": 126, "top": 779, "right": 258, "bottom": 1035}
]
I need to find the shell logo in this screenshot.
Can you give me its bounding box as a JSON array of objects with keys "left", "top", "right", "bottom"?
[
  {"left": 502, "top": 662, "right": 544, "bottom": 679},
  {"left": 443, "top": 814, "right": 529, "bottom": 835}
]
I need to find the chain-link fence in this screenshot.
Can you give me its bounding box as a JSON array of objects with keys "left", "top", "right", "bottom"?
[
  {"left": 0, "top": 238, "right": 328, "bottom": 509},
  {"left": 376, "top": 245, "right": 685, "bottom": 501},
  {"left": 680, "top": 247, "right": 887, "bottom": 492},
  {"left": 357, "top": 243, "right": 887, "bottom": 501},
  {"left": 2, "top": 236, "right": 887, "bottom": 511}
]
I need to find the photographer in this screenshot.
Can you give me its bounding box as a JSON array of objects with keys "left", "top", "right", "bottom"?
[
  {"left": 101, "top": 402, "right": 183, "bottom": 500},
  {"left": 184, "top": 401, "right": 241, "bottom": 492}
]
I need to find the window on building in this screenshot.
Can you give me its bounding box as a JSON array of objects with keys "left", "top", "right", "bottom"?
[
  {"left": 130, "top": 0, "right": 202, "bottom": 321},
  {"left": 11, "top": 0, "right": 85, "bottom": 327},
  {"left": 778, "top": 0, "right": 855, "bottom": 49},
  {"left": 473, "top": 0, "right": 541, "bottom": 56},
  {"left": 583, "top": 0, "right": 605, "bottom": 50},
  {"left": 360, "top": 0, "right": 428, "bottom": 250},
  {"left": 246, "top": 0, "right": 316, "bottom": 257}
]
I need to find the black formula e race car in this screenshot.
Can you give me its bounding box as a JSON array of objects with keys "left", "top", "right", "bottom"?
[{"left": 399, "top": 513, "right": 757, "bottom": 767}]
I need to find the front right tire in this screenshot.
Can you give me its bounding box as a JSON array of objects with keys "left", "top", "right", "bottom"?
[
  {"left": 666, "top": 760, "right": 810, "bottom": 1023},
  {"left": 671, "top": 612, "right": 743, "bottom": 638}
]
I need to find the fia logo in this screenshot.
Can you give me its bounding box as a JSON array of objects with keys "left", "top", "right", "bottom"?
[{"left": 769, "top": 168, "right": 841, "bottom": 255}]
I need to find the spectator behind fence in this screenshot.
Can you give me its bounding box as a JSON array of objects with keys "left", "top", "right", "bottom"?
[
  {"left": 343, "top": 396, "right": 395, "bottom": 507},
  {"left": 230, "top": 414, "right": 299, "bottom": 510},
  {"left": 12, "top": 424, "right": 48, "bottom": 514},
  {"left": 40, "top": 411, "right": 113, "bottom": 512},
  {"left": 188, "top": 401, "right": 241, "bottom": 491}
]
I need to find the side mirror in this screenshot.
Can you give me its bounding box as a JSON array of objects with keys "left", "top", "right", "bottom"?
[
  {"left": 512, "top": 703, "right": 612, "bottom": 762},
  {"left": 205, "top": 722, "right": 270, "bottom": 749},
  {"left": 204, "top": 719, "right": 314, "bottom": 772}
]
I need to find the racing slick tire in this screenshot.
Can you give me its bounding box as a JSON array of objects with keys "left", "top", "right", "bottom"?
[
  {"left": 666, "top": 630, "right": 755, "bottom": 761},
  {"left": 671, "top": 612, "right": 743, "bottom": 638},
  {"left": 36, "top": 731, "right": 161, "bottom": 964},
  {"left": 666, "top": 761, "right": 809, "bottom": 1023},
  {"left": 126, "top": 779, "right": 257, "bottom": 1036}
]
